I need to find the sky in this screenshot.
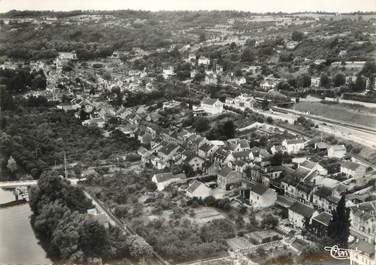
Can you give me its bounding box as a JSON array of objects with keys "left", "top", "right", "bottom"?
[{"left": 0, "top": 0, "right": 375, "bottom": 13}]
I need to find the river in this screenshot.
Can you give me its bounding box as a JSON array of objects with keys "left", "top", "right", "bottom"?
[{"left": 0, "top": 189, "right": 51, "bottom": 264}]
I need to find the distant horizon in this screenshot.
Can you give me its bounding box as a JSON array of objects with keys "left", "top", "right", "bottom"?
[
  {"left": 2, "top": 9, "right": 376, "bottom": 15},
  {"left": 0, "top": 0, "right": 375, "bottom": 13}
]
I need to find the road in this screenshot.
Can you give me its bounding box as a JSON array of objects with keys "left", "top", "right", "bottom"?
[{"left": 83, "top": 191, "right": 169, "bottom": 265}]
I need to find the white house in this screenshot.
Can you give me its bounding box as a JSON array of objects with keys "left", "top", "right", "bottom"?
[
  {"left": 187, "top": 156, "right": 205, "bottom": 172},
  {"left": 311, "top": 77, "right": 321, "bottom": 88},
  {"left": 248, "top": 183, "right": 277, "bottom": 209},
  {"left": 328, "top": 145, "right": 347, "bottom": 158},
  {"left": 198, "top": 56, "right": 210, "bottom": 66},
  {"left": 217, "top": 166, "right": 242, "bottom": 190},
  {"left": 162, "top": 66, "right": 175, "bottom": 79},
  {"left": 288, "top": 201, "right": 318, "bottom": 229},
  {"left": 152, "top": 172, "right": 186, "bottom": 191},
  {"left": 299, "top": 160, "right": 328, "bottom": 176},
  {"left": 282, "top": 138, "right": 305, "bottom": 154},
  {"left": 349, "top": 241, "right": 375, "bottom": 265},
  {"left": 341, "top": 161, "right": 367, "bottom": 179},
  {"left": 186, "top": 180, "right": 212, "bottom": 199},
  {"left": 200, "top": 98, "right": 224, "bottom": 115}
]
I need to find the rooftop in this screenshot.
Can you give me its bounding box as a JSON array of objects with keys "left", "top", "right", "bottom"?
[{"left": 289, "top": 201, "right": 316, "bottom": 218}]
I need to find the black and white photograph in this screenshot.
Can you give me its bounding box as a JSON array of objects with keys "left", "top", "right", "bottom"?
[{"left": 0, "top": 0, "right": 375, "bottom": 264}]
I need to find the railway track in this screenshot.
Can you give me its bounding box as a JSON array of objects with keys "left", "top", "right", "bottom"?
[{"left": 271, "top": 106, "right": 376, "bottom": 135}]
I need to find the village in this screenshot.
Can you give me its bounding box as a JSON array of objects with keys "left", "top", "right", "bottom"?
[{"left": 0, "top": 10, "right": 376, "bottom": 265}]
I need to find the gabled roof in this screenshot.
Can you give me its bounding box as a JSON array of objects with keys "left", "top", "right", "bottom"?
[
  {"left": 285, "top": 138, "right": 305, "bottom": 145},
  {"left": 300, "top": 160, "right": 317, "bottom": 170},
  {"left": 219, "top": 166, "right": 234, "bottom": 178},
  {"left": 239, "top": 139, "right": 250, "bottom": 149},
  {"left": 159, "top": 143, "right": 179, "bottom": 156},
  {"left": 186, "top": 180, "right": 208, "bottom": 194},
  {"left": 329, "top": 144, "right": 346, "bottom": 152},
  {"left": 154, "top": 172, "right": 185, "bottom": 183},
  {"left": 250, "top": 183, "right": 269, "bottom": 196},
  {"left": 232, "top": 150, "right": 252, "bottom": 158},
  {"left": 202, "top": 97, "right": 219, "bottom": 105},
  {"left": 312, "top": 212, "right": 332, "bottom": 226},
  {"left": 199, "top": 143, "right": 214, "bottom": 153},
  {"left": 314, "top": 186, "right": 332, "bottom": 198},
  {"left": 276, "top": 195, "right": 295, "bottom": 208},
  {"left": 341, "top": 161, "right": 363, "bottom": 171},
  {"left": 352, "top": 241, "right": 375, "bottom": 257},
  {"left": 289, "top": 201, "right": 316, "bottom": 218},
  {"left": 153, "top": 172, "right": 174, "bottom": 183}
]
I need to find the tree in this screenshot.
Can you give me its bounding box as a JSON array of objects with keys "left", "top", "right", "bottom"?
[
  {"left": 193, "top": 117, "right": 210, "bottom": 132},
  {"left": 333, "top": 73, "right": 346, "bottom": 87},
  {"left": 0, "top": 85, "right": 15, "bottom": 110},
  {"left": 79, "top": 219, "right": 109, "bottom": 257},
  {"left": 327, "top": 195, "right": 350, "bottom": 248},
  {"left": 291, "top": 31, "right": 304, "bottom": 41},
  {"left": 199, "top": 32, "right": 206, "bottom": 42},
  {"left": 354, "top": 75, "right": 367, "bottom": 91},
  {"left": 261, "top": 214, "right": 279, "bottom": 229},
  {"left": 271, "top": 152, "right": 283, "bottom": 166},
  {"left": 261, "top": 98, "right": 269, "bottom": 110},
  {"left": 222, "top": 120, "right": 235, "bottom": 139},
  {"left": 297, "top": 74, "right": 311, "bottom": 88},
  {"left": 361, "top": 61, "right": 376, "bottom": 78},
  {"left": 320, "top": 73, "right": 331, "bottom": 89},
  {"left": 126, "top": 235, "right": 153, "bottom": 258},
  {"left": 241, "top": 48, "right": 255, "bottom": 63}
]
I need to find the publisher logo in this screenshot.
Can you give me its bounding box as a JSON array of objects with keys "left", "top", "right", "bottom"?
[{"left": 324, "top": 245, "right": 357, "bottom": 260}]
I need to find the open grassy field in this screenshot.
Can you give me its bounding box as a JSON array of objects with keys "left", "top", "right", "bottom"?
[{"left": 294, "top": 102, "right": 376, "bottom": 129}]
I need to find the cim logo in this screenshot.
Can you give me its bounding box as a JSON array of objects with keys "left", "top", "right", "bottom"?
[{"left": 324, "top": 245, "right": 358, "bottom": 260}]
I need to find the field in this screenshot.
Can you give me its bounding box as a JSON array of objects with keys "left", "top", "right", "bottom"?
[{"left": 294, "top": 102, "right": 376, "bottom": 129}]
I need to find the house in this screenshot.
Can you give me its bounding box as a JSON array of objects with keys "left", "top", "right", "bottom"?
[
  {"left": 137, "top": 147, "right": 151, "bottom": 163},
  {"left": 204, "top": 72, "right": 218, "bottom": 85},
  {"left": 87, "top": 208, "right": 110, "bottom": 229},
  {"left": 213, "top": 148, "right": 231, "bottom": 165},
  {"left": 310, "top": 212, "right": 332, "bottom": 237},
  {"left": 200, "top": 98, "right": 224, "bottom": 115},
  {"left": 299, "top": 160, "right": 328, "bottom": 175},
  {"left": 286, "top": 41, "right": 300, "bottom": 50},
  {"left": 260, "top": 76, "right": 283, "bottom": 91},
  {"left": 247, "top": 183, "right": 277, "bottom": 209},
  {"left": 187, "top": 156, "right": 205, "bottom": 172},
  {"left": 152, "top": 172, "right": 186, "bottom": 191},
  {"left": 186, "top": 180, "right": 212, "bottom": 199},
  {"left": 198, "top": 143, "right": 219, "bottom": 159},
  {"left": 315, "top": 142, "right": 328, "bottom": 151},
  {"left": 282, "top": 138, "right": 305, "bottom": 154},
  {"left": 138, "top": 132, "right": 153, "bottom": 145},
  {"left": 116, "top": 124, "right": 137, "bottom": 138},
  {"left": 244, "top": 230, "right": 281, "bottom": 245},
  {"left": 349, "top": 241, "right": 375, "bottom": 265},
  {"left": 350, "top": 201, "right": 376, "bottom": 243},
  {"left": 328, "top": 145, "right": 346, "bottom": 159},
  {"left": 311, "top": 77, "right": 321, "bottom": 88},
  {"left": 288, "top": 201, "right": 318, "bottom": 228},
  {"left": 162, "top": 66, "right": 175, "bottom": 79},
  {"left": 341, "top": 161, "right": 367, "bottom": 179},
  {"left": 198, "top": 56, "right": 210, "bottom": 66},
  {"left": 217, "top": 166, "right": 242, "bottom": 190},
  {"left": 157, "top": 143, "right": 181, "bottom": 162}
]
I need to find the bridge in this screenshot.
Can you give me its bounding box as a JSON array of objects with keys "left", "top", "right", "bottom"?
[{"left": 0, "top": 178, "right": 82, "bottom": 189}]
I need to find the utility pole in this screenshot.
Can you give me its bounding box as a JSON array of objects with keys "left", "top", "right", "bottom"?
[{"left": 64, "top": 151, "right": 67, "bottom": 179}]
